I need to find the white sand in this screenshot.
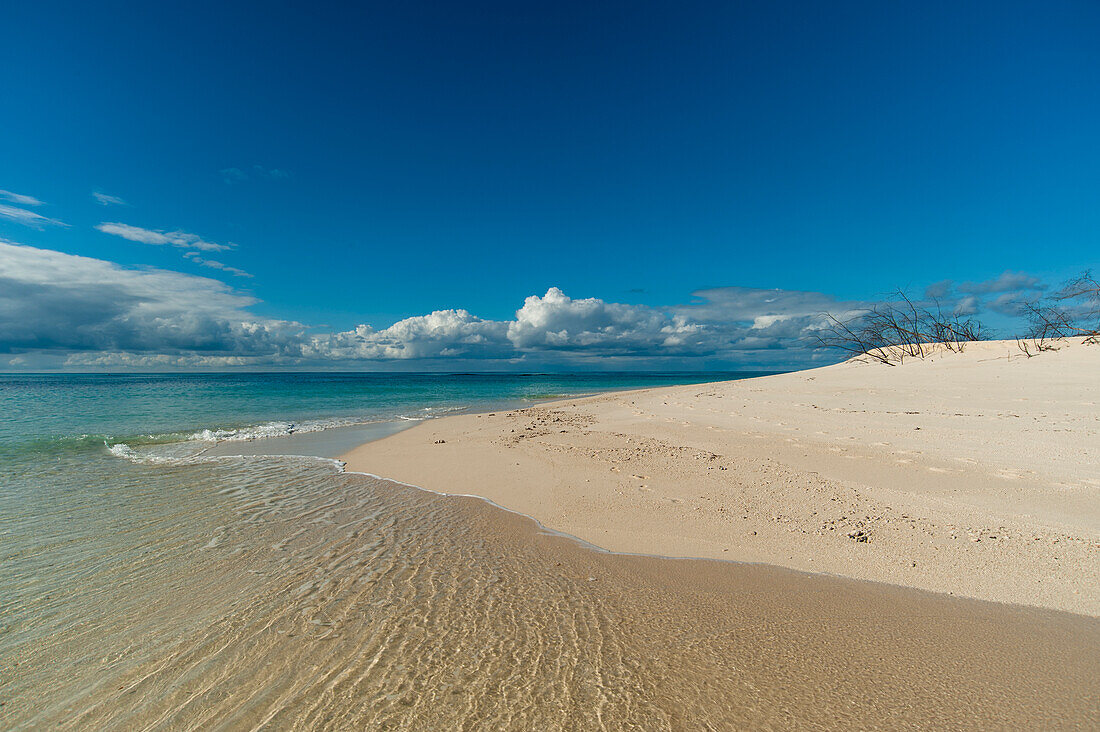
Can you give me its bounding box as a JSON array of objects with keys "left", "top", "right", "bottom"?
[{"left": 345, "top": 338, "right": 1100, "bottom": 615}]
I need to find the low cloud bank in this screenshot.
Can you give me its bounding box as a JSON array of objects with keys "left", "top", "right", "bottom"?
[{"left": 0, "top": 241, "right": 1054, "bottom": 371}]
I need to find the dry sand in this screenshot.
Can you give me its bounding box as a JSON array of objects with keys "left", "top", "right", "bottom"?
[{"left": 344, "top": 338, "right": 1100, "bottom": 616}]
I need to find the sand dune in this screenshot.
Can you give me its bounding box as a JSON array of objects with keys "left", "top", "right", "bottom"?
[{"left": 344, "top": 338, "right": 1100, "bottom": 616}]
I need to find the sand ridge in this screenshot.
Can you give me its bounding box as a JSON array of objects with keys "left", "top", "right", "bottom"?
[{"left": 344, "top": 338, "right": 1100, "bottom": 616}]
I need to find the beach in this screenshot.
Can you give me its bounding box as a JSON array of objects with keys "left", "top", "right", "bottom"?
[
  {"left": 344, "top": 338, "right": 1100, "bottom": 616},
  {"left": 4, "top": 358, "right": 1098, "bottom": 728}
]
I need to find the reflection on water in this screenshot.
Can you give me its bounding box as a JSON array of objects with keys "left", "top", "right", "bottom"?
[{"left": 3, "top": 450, "right": 1098, "bottom": 729}]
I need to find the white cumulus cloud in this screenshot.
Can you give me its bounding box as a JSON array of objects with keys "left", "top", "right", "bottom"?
[
  {"left": 312, "top": 310, "right": 509, "bottom": 360},
  {"left": 507, "top": 287, "right": 712, "bottom": 354}
]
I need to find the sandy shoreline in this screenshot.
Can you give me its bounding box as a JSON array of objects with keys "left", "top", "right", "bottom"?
[{"left": 344, "top": 338, "right": 1100, "bottom": 616}]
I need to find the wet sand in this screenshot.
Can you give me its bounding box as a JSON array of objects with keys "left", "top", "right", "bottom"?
[{"left": 7, "top": 461, "right": 1098, "bottom": 729}]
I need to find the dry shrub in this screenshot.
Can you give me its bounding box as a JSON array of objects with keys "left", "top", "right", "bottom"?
[
  {"left": 1016, "top": 271, "right": 1099, "bottom": 356},
  {"left": 816, "top": 290, "right": 986, "bottom": 365}
]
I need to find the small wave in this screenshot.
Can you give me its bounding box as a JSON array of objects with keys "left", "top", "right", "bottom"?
[
  {"left": 105, "top": 405, "right": 472, "bottom": 465},
  {"left": 105, "top": 441, "right": 185, "bottom": 465},
  {"left": 396, "top": 405, "right": 468, "bottom": 421},
  {"left": 106, "top": 440, "right": 347, "bottom": 473},
  {"left": 107, "top": 442, "right": 137, "bottom": 460},
  {"left": 183, "top": 408, "right": 468, "bottom": 443},
  {"left": 185, "top": 417, "right": 368, "bottom": 443}
]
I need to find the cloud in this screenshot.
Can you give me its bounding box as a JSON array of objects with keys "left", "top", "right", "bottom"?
[
  {"left": 0, "top": 189, "right": 66, "bottom": 228},
  {"left": 1, "top": 242, "right": 858, "bottom": 370},
  {"left": 63, "top": 352, "right": 257, "bottom": 369},
  {"left": 674, "top": 287, "right": 867, "bottom": 348},
  {"left": 0, "top": 189, "right": 43, "bottom": 206},
  {"left": 507, "top": 287, "right": 712, "bottom": 354},
  {"left": 182, "top": 251, "right": 252, "bottom": 278},
  {"left": 958, "top": 271, "right": 1042, "bottom": 295},
  {"left": 680, "top": 286, "right": 852, "bottom": 324},
  {"left": 96, "top": 222, "right": 231, "bottom": 252},
  {"left": 0, "top": 203, "right": 67, "bottom": 229},
  {"left": 98, "top": 222, "right": 247, "bottom": 278},
  {"left": 312, "top": 286, "right": 861, "bottom": 365},
  {"left": 19, "top": 242, "right": 1015, "bottom": 372},
  {"left": 985, "top": 292, "right": 1031, "bottom": 317},
  {"left": 219, "top": 167, "right": 248, "bottom": 183},
  {"left": 953, "top": 295, "right": 981, "bottom": 316},
  {"left": 92, "top": 191, "right": 128, "bottom": 206},
  {"left": 313, "top": 311, "right": 510, "bottom": 361},
  {"left": 924, "top": 279, "right": 953, "bottom": 300},
  {"left": 0, "top": 240, "right": 301, "bottom": 357},
  {"left": 220, "top": 166, "right": 291, "bottom": 184}
]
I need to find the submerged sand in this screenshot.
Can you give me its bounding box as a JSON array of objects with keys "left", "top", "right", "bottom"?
[
  {"left": 344, "top": 338, "right": 1100, "bottom": 616},
  {"left": 10, "top": 466, "right": 1098, "bottom": 729}
]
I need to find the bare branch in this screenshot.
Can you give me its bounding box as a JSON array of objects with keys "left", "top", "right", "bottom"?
[
  {"left": 1017, "top": 270, "right": 1100, "bottom": 347},
  {"left": 816, "top": 290, "right": 987, "bottom": 365}
]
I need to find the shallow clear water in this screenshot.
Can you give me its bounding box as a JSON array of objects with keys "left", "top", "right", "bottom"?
[
  {"left": 1, "top": 372, "right": 1097, "bottom": 729},
  {"left": 0, "top": 371, "right": 749, "bottom": 726}
]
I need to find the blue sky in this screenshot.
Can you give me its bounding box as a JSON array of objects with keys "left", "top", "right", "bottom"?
[{"left": 1, "top": 1, "right": 1098, "bottom": 370}]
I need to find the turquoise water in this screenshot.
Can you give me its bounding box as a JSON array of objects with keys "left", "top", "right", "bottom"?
[{"left": 0, "top": 372, "right": 761, "bottom": 453}]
